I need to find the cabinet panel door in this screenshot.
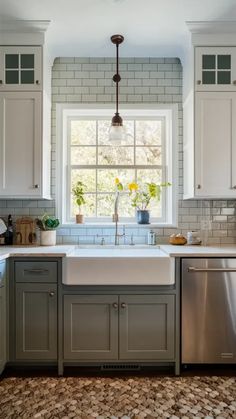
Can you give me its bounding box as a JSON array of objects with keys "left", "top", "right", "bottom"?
[
  {"left": 0, "top": 46, "right": 42, "bottom": 91},
  {"left": 195, "top": 92, "right": 236, "bottom": 197},
  {"left": 0, "top": 92, "right": 41, "bottom": 197},
  {"left": 119, "top": 295, "right": 175, "bottom": 360},
  {"left": 195, "top": 47, "right": 236, "bottom": 91},
  {"left": 64, "top": 295, "right": 118, "bottom": 360},
  {"left": 0, "top": 261, "right": 6, "bottom": 374},
  {"left": 15, "top": 283, "right": 57, "bottom": 360}
]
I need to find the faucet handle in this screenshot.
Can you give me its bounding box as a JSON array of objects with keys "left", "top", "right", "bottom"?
[{"left": 130, "top": 234, "right": 135, "bottom": 246}]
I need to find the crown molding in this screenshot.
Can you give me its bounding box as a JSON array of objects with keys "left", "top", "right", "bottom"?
[
  {"left": 0, "top": 20, "right": 50, "bottom": 33},
  {"left": 186, "top": 21, "right": 236, "bottom": 34}
]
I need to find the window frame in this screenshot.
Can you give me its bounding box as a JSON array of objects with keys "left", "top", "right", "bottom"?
[{"left": 56, "top": 104, "right": 178, "bottom": 227}]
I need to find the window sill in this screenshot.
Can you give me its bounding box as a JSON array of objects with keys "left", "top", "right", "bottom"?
[{"left": 60, "top": 222, "right": 177, "bottom": 229}]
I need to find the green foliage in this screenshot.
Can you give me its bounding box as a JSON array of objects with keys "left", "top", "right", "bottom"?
[
  {"left": 72, "top": 181, "right": 86, "bottom": 213},
  {"left": 129, "top": 182, "right": 171, "bottom": 211},
  {"left": 36, "top": 214, "right": 60, "bottom": 231}
]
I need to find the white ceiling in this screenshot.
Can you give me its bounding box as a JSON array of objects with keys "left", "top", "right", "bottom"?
[{"left": 1, "top": 0, "right": 236, "bottom": 60}]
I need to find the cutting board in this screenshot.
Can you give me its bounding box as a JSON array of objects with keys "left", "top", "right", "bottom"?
[{"left": 16, "top": 217, "right": 37, "bottom": 245}]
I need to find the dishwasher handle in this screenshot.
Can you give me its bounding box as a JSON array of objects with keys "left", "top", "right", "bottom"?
[{"left": 188, "top": 267, "right": 236, "bottom": 273}]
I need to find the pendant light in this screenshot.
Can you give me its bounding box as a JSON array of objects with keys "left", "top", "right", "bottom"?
[{"left": 109, "top": 34, "right": 126, "bottom": 143}]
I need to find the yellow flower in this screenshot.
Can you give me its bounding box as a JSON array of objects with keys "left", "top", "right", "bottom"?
[
  {"left": 115, "top": 178, "right": 120, "bottom": 185},
  {"left": 128, "top": 182, "right": 138, "bottom": 191}
]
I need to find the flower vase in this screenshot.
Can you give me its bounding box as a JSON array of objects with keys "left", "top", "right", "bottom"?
[{"left": 136, "top": 210, "right": 150, "bottom": 224}]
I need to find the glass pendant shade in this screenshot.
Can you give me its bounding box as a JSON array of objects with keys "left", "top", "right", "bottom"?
[{"left": 109, "top": 111, "right": 126, "bottom": 143}]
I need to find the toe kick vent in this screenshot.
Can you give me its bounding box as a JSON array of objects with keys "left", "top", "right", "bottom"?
[{"left": 101, "top": 363, "right": 141, "bottom": 371}]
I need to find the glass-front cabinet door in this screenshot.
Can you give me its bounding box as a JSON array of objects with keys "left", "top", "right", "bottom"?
[
  {"left": 195, "top": 47, "right": 236, "bottom": 91},
  {"left": 0, "top": 46, "right": 42, "bottom": 90}
]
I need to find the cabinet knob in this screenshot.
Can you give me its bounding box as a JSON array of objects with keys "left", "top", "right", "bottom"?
[
  {"left": 233, "top": 80, "right": 236, "bottom": 85},
  {"left": 112, "top": 302, "right": 118, "bottom": 309},
  {"left": 0, "top": 80, "right": 2, "bottom": 85},
  {"left": 197, "top": 80, "right": 201, "bottom": 85},
  {"left": 34, "top": 184, "right": 39, "bottom": 189},
  {"left": 197, "top": 184, "right": 201, "bottom": 189},
  {"left": 121, "top": 302, "right": 126, "bottom": 309},
  {"left": 36, "top": 80, "right": 40, "bottom": 85},
  {"left": 232, "top": 185, "right": 236, "bottom": 189},
  {"left": 49, "top": 291, "right": 55, "bottom": 297}
]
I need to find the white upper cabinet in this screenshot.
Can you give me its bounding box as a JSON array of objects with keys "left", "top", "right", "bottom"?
[
  {"left": 194, "top": 92, "right": 236, "bottom": 198},
  {"left": 0, "top": 46, "right": 42, "bottom": 91},
  {"left": 0, "top": 92, "right": 43, "bottom": 198},
  {"left": 195, "top": 47, "right": 236, "bottom": 91}
]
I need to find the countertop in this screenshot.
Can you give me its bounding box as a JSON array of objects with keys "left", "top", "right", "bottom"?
[
  {"left": 160, "top": 244, "right": 236, "bottom": 257},
  {"left": 1, "top": 244, "right": 236, "bottom": 261},
  {"left": 0, "top": 245, "right": 76, "bottom": 261}
]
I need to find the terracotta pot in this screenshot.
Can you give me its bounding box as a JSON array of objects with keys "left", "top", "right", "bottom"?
[
  {"left": 40, "top": 230, "right": 56, "bottom": 246},
  {"left": 76, "top": 214, "right": 84, "bottom": 224}
]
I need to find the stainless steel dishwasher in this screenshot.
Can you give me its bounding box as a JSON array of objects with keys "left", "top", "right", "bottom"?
[{"left": 182, "top": 258, "right": 236, "bottom": 364}]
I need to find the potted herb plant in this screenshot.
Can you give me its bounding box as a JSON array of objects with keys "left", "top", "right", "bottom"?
[
  {"left": 72, "top": 181, "right": 86, "bottom": 224},
  {"left": 128, "top": 181, "right": 171, "bottom": 224},
  {"left": 35, "top": 214, "right": 60, "bottom": 246}
]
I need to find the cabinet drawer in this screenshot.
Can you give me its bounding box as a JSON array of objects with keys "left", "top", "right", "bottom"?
[{"left": 15, "top": 261, "right": 57, "bottom": 283}]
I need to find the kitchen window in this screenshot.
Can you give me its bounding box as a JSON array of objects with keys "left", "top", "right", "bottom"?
[{"left": 56, "top": 105, "right": 178, "bottom": 225}]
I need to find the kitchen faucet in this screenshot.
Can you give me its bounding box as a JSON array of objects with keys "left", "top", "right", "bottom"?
[{"left": 113, "top": 192, "right": 125, "bottom": 245}]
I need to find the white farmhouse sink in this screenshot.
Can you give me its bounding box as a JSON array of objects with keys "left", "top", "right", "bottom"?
[{"left": 63, "top": 246, "right": 174, "bottom": 285}]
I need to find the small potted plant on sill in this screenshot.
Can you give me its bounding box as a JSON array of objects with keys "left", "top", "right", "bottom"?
[
  {"left": 35, "top": 214, "right": 60, "bottom": 246},
  {"left": 128, "top": 181, "right": 171, "bottom": 224},
  {"left": 72, "top": 181, "right": 86, "bottom": 224}
]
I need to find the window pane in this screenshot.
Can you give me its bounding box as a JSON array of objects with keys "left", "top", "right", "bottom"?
[
  {"left": 21, "top": 54, "right": 34, "bottom": 69},
  {"left": 97, "top": 194, "right": 115, "bottom": 217},
  {"left": 71, "top": 193, "right": 95, "bottom": 217},
  {"left": 97, "top": 169, "right": 135, "bottom": 192},
  {"left": 217, "top": 71, "right": 231, "bottom": 84},
  {"left": 217, "top": 55, "right": 231, "bottom": 69},
  {"left": 119, "top": 194, "right": 135, "bottom": 217},
  {"left": 71, "top": 146, "right": 96, "bottom": 165},
  {"left": 137, "top": 169, "right": 162, "bottom": 186},
  {"left": 202, "top": 71, "right": 215, "bottom": 84},
  {"left": 202, "top": 55, "right": 215, "bottom": 69},
  {"left": 21, "top": 70, "right": 34, "bottom": 84},
  {"left": 98, "top": 120, "right": 134, "bottom": 145},
  {"left": 71, "top": 169, "right": 96, "bottom": 192},
  {"left": 98, "top": 146, "right": 134, "bottom": 165},
  {"left": 136, "top": 120, "right": 162, "bottom": 145},
  {"left": 71, "top": 120, "right": 96, "bottom": 145},
  {"left": 136, "top": 147, "right": 162, "bottom": 165},
  {"left": 5, "top": 54, "right": 18, "bottom": 68},
  {"left": 149, "top": 198, "right": 162, "bottom": 218},
  {"left": 5, "top": 70, "right": 19, "bottom": 84}
]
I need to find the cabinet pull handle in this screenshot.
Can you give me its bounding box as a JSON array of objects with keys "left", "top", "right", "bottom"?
[
  {"left": 112, "top": 302, "right": 118, "bottom": 309},
  {"left": 121, "top": 302, "right": 126, "bottom": 309},
  {"left": 34, "top": 184, "right": 39, "bottom": 189},
  {"left": 49, "top": 291, "right": 55, "bottom": 297},
  {"left": 233, "top": 80, "right": 236, "bottom": 85},
  {"left": 197, "top": 184, "right": 201, "bottom": 189},
  {"left": 0, "top": 80, "right": 3, "bottom": 85},
  {"left": 24, "top": 269, "right": 49, "bottom": 274},
  {"left": 36, "top": 80, "right": 40, "bottom": 85},
  {"left": 197, "top": 80, "right": 201, "bottom": 85}
]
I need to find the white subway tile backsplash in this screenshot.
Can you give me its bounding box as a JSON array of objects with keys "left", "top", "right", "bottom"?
[{"left": 0, "top": 57, "right": 235, "bottom": 246}]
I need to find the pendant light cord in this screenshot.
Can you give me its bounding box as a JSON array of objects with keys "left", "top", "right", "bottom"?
[{"left": 116, "top": 43, "right": 119, "bottom": 115}]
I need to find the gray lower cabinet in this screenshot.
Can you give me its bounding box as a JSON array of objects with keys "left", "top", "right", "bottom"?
[
  {"left": 15, "top": 283, "right": 57, "bottom": 360},
  {"left": 63, "top": 294, "right": 175, "bottom": 361},
  {"left": 0, "top": 261, "right": 7, "bottom": 373},
  {"left": 119, "top": 295, "right": 175, "bottom": 360},
  {"left": 64, "top": 295, "right": 118, "bottom": 360}
]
